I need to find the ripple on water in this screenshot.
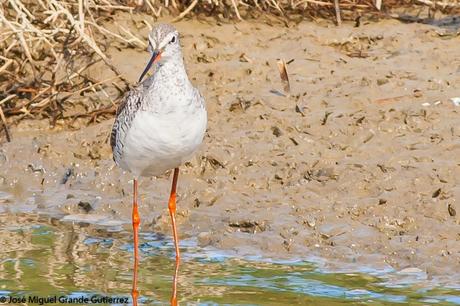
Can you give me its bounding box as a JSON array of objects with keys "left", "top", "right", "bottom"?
[{"left": 0, "top": 216, "right": 459, "bottom": 305}]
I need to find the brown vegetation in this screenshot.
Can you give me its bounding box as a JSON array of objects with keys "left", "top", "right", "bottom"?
[{"left": 0, "top": 0, "right": 459, "bottom": 141}]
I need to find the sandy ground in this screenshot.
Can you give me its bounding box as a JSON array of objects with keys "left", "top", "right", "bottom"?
[{"left": 1, "top": 16, "right": 460, "bottom": 285}]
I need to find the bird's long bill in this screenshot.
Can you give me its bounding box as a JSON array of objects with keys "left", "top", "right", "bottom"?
[{"left": 138, "top": 51, "right": 161, "bottom": 83}]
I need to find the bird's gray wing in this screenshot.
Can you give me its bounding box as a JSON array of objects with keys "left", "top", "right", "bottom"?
[{"left": 110, "top": 86, "right": 144, "bottom": 164}]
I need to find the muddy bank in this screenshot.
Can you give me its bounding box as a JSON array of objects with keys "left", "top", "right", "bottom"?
[{"left": 1, "top": 17, "right": 460, "bottom": 285}]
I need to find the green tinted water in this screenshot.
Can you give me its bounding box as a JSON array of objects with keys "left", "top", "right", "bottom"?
[{"left": 0, "top": 214, "right": 459, "bottom": 305}]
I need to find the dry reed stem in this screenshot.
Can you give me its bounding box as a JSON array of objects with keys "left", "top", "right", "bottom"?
[
  {"left": 0, "top": 105, "right": 11, "bottom": 142},
  {"left": 334, "top": 0, "right": 342, "bottom": 25},
  {"left": 172, "top": 0, "right": 199, "bottom": 22},
  {"left": 48, "top": 0, "right": 128, "bottom": 85},
  {"left": 231, "top": 0, "right": 243, "bottom": 20},
  {"left": 0, "top": 95, "right": 16, "bottom": 106},
  {"left": 58, "top": 75, "right": 121, "bottom": 100}
]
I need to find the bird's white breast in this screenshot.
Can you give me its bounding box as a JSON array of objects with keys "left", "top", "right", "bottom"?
[{"left": 119, "top": 106, "right": 207, "bottom": 177}]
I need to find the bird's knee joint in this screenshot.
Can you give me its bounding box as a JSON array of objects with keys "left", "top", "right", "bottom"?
[
  {"left": 132, "top": 215, "right": 141, "bottom": 227},
  {"left": 168, "top": 196, "right": 177, "bottom": 212}
]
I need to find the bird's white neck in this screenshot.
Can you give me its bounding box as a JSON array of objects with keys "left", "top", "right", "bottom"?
[
  {"left": 141, "top": 54, "right": 195, "bottom": 110},
  {"left": 148, "top": 54, "right": 192, "bottom": 90}
]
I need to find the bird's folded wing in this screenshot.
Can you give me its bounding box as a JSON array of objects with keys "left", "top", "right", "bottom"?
[{"left": 110, "top": 87, "right": 144, "bottom": 164}]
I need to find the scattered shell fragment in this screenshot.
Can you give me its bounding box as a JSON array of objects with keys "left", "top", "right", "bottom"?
[
  {"left": 229, "top": 220, "right": 267, "bottom": 233},
  {"left": 295, "top": 104, "right": 305, "bottom": 116},
  {"left": 277, "top": 59, "right": 290, "bottom": 94},
  {"left": 239, "top": 53, "right": 252, "bottom": 63},
  {"left": 229, "top": 99, "right": 251, "bottom": 112},
  {"left": 450, "top": 97, "right": 460, "bottom": 106}
]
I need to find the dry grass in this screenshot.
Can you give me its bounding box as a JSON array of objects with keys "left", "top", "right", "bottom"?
[
  {"left": 0, "top": 0, "right": 144, "bottom": 129},
  {"left": 0, "top": 0, "right": 459, "bottom": 140}
]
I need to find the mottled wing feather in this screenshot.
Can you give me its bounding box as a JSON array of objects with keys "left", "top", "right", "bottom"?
[{"left": 110, "top": 87, "right": 143, "bottom": 164}]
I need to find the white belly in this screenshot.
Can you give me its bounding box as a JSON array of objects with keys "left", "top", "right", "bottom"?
[{"left": 119, "top": 108, "right": 207, "bottom": 177}]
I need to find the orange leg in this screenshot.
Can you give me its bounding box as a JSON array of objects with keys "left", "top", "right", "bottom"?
[
  {"left": 168, "top": 168, "right": 180, "bottom": 262},
  {"left": 131, "top": 179, "right": 140, "bottom": 306},
  {"left": 169, "top": 168, "right": 180, "bottom": 306}
]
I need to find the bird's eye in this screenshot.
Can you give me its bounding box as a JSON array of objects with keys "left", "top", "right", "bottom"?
[{"left": 170, "top": 36, "right": 176, "bottom": 44}]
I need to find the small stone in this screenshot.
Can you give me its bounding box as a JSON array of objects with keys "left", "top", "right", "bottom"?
[
  {"left": 194, "top": 42, "right": 207, "bottom": 51},
  {"left": 448, "top": 204, "right": 456, "bottom": 217},
  {"left": 197, "top": 232, "right": 212, "bottom": 246},
  {"left": 432, "top": 188, "right": 441, "bottom": 198},
  {"left": 377, "top": 78, "right": 389, "bottom": 86},
  {"left": 88, "top": 147, "right": 101, "bottom": 160},
  {"left": 0, "top": 151, "right": 6, "bottom": 166},
  {"left": 413, "top": 89, "right": 423, "bottom": 98},
  {"left": 398, "top": 267, "right": 423, "bottom": 274},
  {"left": 272, "top": 126, "right": 282, "bottom": 137},
  {"left": 78, "top": 201, "right": 93, "bottom": 213},
  {"left": 61, "top": 168, "right": 74, "bottom": 184}
]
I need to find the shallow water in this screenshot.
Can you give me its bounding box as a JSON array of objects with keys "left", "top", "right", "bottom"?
[{"left": 0, "top": 214, "right": 459, "bottom": 306}]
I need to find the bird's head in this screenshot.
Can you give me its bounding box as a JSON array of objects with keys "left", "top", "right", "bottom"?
[{"left": 139, "top": 23, "right": 180, "bottom": 82}]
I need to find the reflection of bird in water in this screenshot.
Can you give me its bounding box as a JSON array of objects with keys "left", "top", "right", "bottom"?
[{"left": 110, "top": 23, "right": 207, "bottom": 305}]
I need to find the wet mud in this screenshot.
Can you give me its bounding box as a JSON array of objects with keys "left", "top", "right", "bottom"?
[{"left": 1, "top": 17, "right": 460, "bottom": 286}]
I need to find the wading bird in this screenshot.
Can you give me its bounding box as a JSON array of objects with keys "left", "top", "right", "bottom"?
[{"left": 110, "top": 23, "right": 207, "bottom": 304}]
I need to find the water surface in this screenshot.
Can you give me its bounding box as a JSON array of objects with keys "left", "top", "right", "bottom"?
[{"left": 0, "top": 214, "right": 459, "bottom": 305}]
